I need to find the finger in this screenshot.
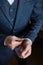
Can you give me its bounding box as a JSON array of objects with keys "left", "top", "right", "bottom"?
[
  {"left": 12, "top": 36, "right": 24, "bottom": 41},
  {"left": 8, "top": 41, "right": 22, "bottom": 50},
  {"left": 21, "top": 45, "right": 31, "bottom": 57},
  {"left": 17, "top": 46, "right": 32, "bottom": 59},
  {"left": 7, "top": 44, "right": 14, "bottom": 50},
  {"left": 15, "top": 41, "right": 23, "bottom": 46},
  {"left": 12, "top": 41, "right": 23, "bottom": 47},
  {"left": 23, "top": 47, "right": 32, "bottom": 59},
  {"left": 17, "top": 48, "right": 31, "bottom": 59}
]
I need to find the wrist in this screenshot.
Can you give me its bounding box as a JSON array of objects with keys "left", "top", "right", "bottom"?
[{"left": 24, "top": 38, "right": 32, "bottom": 45}]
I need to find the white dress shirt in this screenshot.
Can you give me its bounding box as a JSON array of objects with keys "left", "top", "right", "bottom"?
[{"left": 7, "top": 0, "right": 14, "bottom": 5}]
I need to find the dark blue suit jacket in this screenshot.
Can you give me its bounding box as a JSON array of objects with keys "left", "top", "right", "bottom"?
[{"left": 0, "top": 0, "right": 43, "bottom": 64}]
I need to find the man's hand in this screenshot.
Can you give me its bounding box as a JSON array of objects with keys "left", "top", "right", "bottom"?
[
  {"left": 17, "top": 39, "right": 32, "bottom": 59},
  {"left": 4, "top": 36, "right": 23, "bottom": 50}
]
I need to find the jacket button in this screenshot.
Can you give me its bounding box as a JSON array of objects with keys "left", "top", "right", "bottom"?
[
  {"left": 11, "top": 18, "right": 14, "bottom": 21},
  {"left": 10, "top": 9, "right": 13, "bottom": 12}
]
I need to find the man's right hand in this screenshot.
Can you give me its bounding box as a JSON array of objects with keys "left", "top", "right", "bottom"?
[{"left": 4, "top": 36, "right": 23, "bottom": 50}]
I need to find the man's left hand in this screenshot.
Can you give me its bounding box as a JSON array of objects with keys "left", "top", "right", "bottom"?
[{"left": 17, "top": 39, "right": 32, "bottom": 59}]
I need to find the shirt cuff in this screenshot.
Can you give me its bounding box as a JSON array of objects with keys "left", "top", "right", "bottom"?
[
  {"left": 24, "top": 38, "right": 32, "bottom": 45},
  {"left": 4, "top": 38, "right": 7, "bottom": 46}
]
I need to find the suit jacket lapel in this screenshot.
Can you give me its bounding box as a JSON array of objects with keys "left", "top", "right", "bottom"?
[
  {"left": 0, "top": 0, "right": 13, "bottom": 26},
  {"left": 13, "top": 0, "right": 34, "bottom": 31}
]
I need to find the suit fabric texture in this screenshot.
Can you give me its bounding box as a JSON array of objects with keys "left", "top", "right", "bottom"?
[{"left": 0, "top": 0, "right": 43, "bottom": 64}]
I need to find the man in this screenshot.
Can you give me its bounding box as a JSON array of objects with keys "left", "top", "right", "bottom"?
[{"left": 0, "top": 0, "right": 43, "bottom": 65}]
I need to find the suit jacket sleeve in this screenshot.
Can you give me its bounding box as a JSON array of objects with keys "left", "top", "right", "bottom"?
[
  {"left": 0, "top": 33, "right": 7, "bottom": 46},
  {"left": 25, "top": 0, "right": 43, "bottom": 43},
  {"left": 0, "top": 34, "right": 14, "bottom": 56}
]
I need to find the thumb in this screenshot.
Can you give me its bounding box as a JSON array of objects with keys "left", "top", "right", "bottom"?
[
  {"left": 15, "top": 40, "right": 23, "bottom": 46},
  {"left": 15, "top": 37, "right": 24, "bottom": 42}
]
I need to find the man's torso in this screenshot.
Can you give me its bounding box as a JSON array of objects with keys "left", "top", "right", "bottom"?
[{"left": 0, "top": 0, "right": 35, "bottom": 37}]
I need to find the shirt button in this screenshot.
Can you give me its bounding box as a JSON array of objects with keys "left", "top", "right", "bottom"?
[
  {"left": 10, "top": 9, "right": 13, "bottom": 12},
  {"left": 11, "top": 18, "right": 14, "bottom": 21}
]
